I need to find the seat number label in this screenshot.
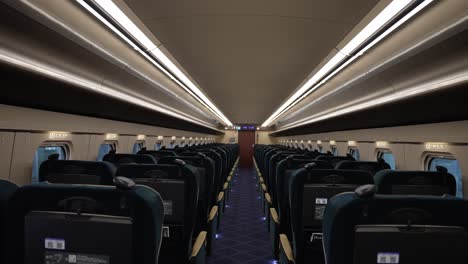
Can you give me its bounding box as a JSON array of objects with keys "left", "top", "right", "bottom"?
[
  {"left": 310, "top": 233, "right": 323, "bottom": 242},
  {"left": 45, "top": 251, "right": 109, "bottom": 264},
  {"left": 163, "top": 226, "right": 170, "bottom": 238},
  {"left": 377, "top": 252, "right": 399, "bottom": 263},
  {"left": 315, "top": 198, "right": 328, "bottom": 205},
  {"left": 45, "top": 238, "right": 65, "bottom": 250},
  {"left": 163, "top": 200, "right": 173, "bottom": 216}
]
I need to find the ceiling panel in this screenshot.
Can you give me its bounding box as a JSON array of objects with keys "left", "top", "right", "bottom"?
[{"left": 124, "top": 0, "right": 379, "bottom": 124}]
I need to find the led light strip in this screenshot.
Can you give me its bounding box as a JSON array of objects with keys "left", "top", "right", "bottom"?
[
  {"left": 15, "top": 0, "right": 214, "bottom": 122},
  {"left": 0, "top": 48, "right": 219, "bottom": 130},
  {"left": 262, "top": 0, "right": 433, "bottom": 127},
  {"left": 275, "top": 71, "right": 468, "bottom": 132},
  {"left": 77, "top": 0, "right": 233, "bottom": 126}
]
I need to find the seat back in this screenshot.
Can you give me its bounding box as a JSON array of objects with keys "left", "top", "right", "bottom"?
[
  {"left": 115, "top": 162, "right": 198, "bottom": 262},
  {"left": 374, "top": 170, "right": 456, "bottom": 195},
  {"left": 276, "top": 159, "right": 333, "bottom": 217},
  {"left": 289, "top": 168, "right": 373, "bottom": 263},
  {"left": 39, "top": 160, "right": 116, "bottom": 185},
  {"left": 0, "top": 179, "right": 18, "bottom": 263},
  {"left": 267, "top": 152, "right": 297, "bottom": 195},
  {"left": 157, "top": 155, "right": 215, "bottom": 233},
  {"left": 316, "top": 155, "right": 355, "bottom": 166},
  {"left": 335, "top": 160, "right": 390, "bottom": 176},
  {"left": 323, "top": 192, "right": 468, "bottom": 264},
  {"left": 137, "top": 149, "right": 177, "bottom": 161},
  {"left": 7, "top": 180, "right": 164, "bottom": 264},
  {"left": 103, "top": 153, "right": 157, "bottom": 165}
]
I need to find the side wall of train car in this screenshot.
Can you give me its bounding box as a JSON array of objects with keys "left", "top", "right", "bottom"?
[
  {"left": 275, "top": 120, "right": 468, "bottom": 195},
  {"left": 0, "top": 104, "right": 217, "bottom": 185}
]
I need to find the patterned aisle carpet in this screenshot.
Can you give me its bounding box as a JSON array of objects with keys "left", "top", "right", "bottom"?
[{"left": 207, "top": 167, "right": 275, "bottom": 264}]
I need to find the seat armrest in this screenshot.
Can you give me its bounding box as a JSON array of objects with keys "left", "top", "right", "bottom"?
[
  {"left": 270, "top": 208, "right": 279, "bottom": 224},
  {"left": 217, "top": 192, "right": 225, "bottom": 202},
  {"left": 190, "top": 231, "right": 208, "bottom": 264},
  {"left": 265, "top": 193, "right": 272, "bottom": 205},
  {"left": 261, "top": 183, "right": 267, "bottom": 192},
  {"left": 208, "top": 206, "right": 218, "bottom": 222},
  {"left": 279, "top": 234, "right": 295, "bottom": 264},
  {"left": 223, "top": 182, "right": 229, "bottom": 191}
]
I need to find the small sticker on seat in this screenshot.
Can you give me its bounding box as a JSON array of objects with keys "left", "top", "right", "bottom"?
[
  {"left": 163, "top": 200, "right": 173, "bottom": 216},
  {"left": 45, "top": 238, "right": 65, "bottom": 250},
  {"left": 310, "top": 233, "right": 323, "bottom": 242},
  {"left": 377, "top": 252, "right": 399, "bottom": 263},
  {"left": 315, "top": 198, "right": 328, "bottom": 205},
  {"left": 45, "top": 251, "right": 109, "bottom": 264},
  {"left": 163, "top": 226, "right": 170, "bottom": 238}
]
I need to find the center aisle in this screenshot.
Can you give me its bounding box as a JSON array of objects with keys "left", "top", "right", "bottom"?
[{"left": 208, "top": 167, "right": 274, "bottom": 264}]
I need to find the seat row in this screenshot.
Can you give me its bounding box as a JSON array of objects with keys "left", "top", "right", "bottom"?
[
  {"left": 253, "top": 144, "right": 462, "bottom": 264},
  {"left": 0, "top": 143, "right": 239, "bottom": 264}
]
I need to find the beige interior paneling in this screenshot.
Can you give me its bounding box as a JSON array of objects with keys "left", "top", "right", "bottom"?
[
  {"left": 1, "top": 104, "right": 218, "bottom": 185},
  {"left": 256, "top": 131, "right": 275, "bottom": 145},
  {"left": 0, "top": 132, "right": 15, "bottom": 180},
  {"left": 219, "top": 131, "right": 238, "bottom": 144},
  {"left": 9, "top": 132, "right": 90, "bottom": 185}
]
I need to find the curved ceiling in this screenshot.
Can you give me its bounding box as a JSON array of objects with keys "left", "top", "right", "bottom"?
[{"left": 123, "top": 0, "right": 379, "bottom": 124}]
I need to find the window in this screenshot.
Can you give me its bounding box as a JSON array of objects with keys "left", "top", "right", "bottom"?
[
  {"left": 32, "top": 144, "right": 68, "bottom": 183},
  {"left": 97, "top": 142, "right": 116, "bottom": 161},
  {"left": 318, "top": 145, "right": 323, "bottom": 153},
  {"left": 428, "top": 156, "right": 463, "bottom": 198},
  {"left": 132, "top": 141, "right": 145, "bottom": 154},
  {"left": 155, "top": 142, "right": 163, "bottom": 150},
  {"left": 331, "top": 146, "right": 338, "bottom": 156},
  {"left": 349, "top": 147, "right": 360, "bottom": 160},
  {"left": 168, "top": 141, "right": 176, "bottom": 149},
  {"left": 377, "top": 150, "right": 396, "bottom": 169}
]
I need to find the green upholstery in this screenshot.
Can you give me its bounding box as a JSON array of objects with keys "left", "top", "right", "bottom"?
[
  {"left": 288, "top": 168, "right": 373, "bottom": 263},
  {"left": 116, "top": 163, "right": 199, "bottom": 263},
  {"left": 323, "top": 192, "right": 465, "bottom": 264},
  {"left": 374, "top": 170, "right": 456, "bottom": 195},
  {"left": 0, "top": 179, "right": 18, "bottom": 264},
  {"left": 103, "top": 153, "right": 157, "bottom": 165},
  {"left": 39, "top": 160, "right": 116, "bottom": 185},
  {"left": 6, "top": 182, "right": 164, "bottom": 264},
  {"left": 335, "top": 160, "right": 390, "bottom": 175}
]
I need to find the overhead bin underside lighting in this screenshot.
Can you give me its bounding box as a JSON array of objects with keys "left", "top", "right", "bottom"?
[
  {"left": 0, "top": 48, "right": 218, "bottom": 130},
  {"left": 76, "top": 0, "right": 233, "bottom": 127},
  {"left": 262, "top": 0, "right": 434, "bottom": 127},
  {"left": 277, "top": 70, "right": 468, "bottom": 132}
]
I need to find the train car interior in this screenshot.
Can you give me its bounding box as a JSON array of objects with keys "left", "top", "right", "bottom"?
[{"left": 0, "top": 0, "right": 468, "bottom": 263}]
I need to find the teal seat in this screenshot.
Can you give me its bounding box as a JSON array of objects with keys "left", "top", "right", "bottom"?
[
  {"left": 6, "top": 180, "right": 164, "bottom": 264},
  {"left": 323, "top": 190, "right": 468, "bottom": 264}
]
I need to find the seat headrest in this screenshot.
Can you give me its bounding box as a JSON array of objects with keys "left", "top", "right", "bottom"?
[
  {"left": 303, "top": 169, "right": 373, "bottom": 185},
  {"left": 316, "top": 155, "right": 355, "bottom": 166},
  {"left": 374, "top": 170, "right": 456, "bottom": 195},
  {"left": 303, "top": 161, "right": 334, "bottom": 170},
  {"left": 322, "top": 192, "right": 466, "bottom": 264},
  {"left": 116, "top": 164, "right": 182, "bottom": 179},
  {"left": 137, "top": 150, "right": 177, "bottom": 160},
  {"left": 7, "top": 183, "right": 164, "bottom": 264},
  {"left": 335, "top": 161, "right": 390, "bottom": 175},
  {"left": 103, "top": 153, "right": 157, "bottom": 164},
  {"left": 39, "top": 160, "right": 116, "bottom": 185},
  {"left": 285, "top": 158, "right": 317, "bottom": 168}
]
